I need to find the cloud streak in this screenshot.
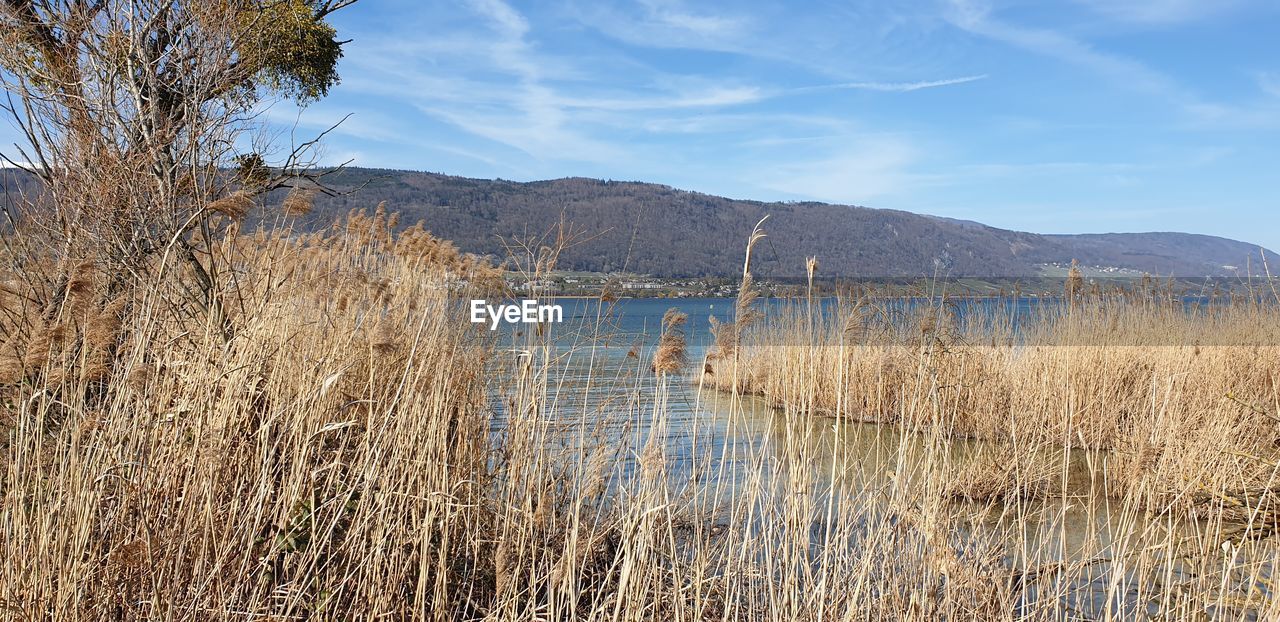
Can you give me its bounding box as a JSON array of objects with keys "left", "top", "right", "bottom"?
[
  {"left": 940, "top": 0, "right": 1279, "bottom": 129},
  {"left": 945, "top": 0, "right": 1184, "bottom": 97},
  {"left": 758, "top": 135, "right": 919, "bottom": 205},
  {"left": 814, "top": 75, "right": 989, "bottom": 93},
  {"left": 1071, "top": 0, "right": 1254, "bottom": 26},
  {"left": 278, "top": 0, "right": 1280, "bottom": 253}
]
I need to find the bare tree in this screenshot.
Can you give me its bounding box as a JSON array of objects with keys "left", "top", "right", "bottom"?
[{"left": 0, "top": 0, "right": 359, "bottom": 334}]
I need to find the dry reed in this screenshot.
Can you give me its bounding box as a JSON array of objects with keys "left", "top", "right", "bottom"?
[{"left": 2, "top": 210, "right": 1278, "bottom": 620}]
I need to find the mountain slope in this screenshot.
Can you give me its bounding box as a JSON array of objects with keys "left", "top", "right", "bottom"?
[
  {"left": 4, "top": 166, "right": 1272, "bottom": 278},
  {"left": 284, "top": 168, "right": 1275, "bottom": 278}
]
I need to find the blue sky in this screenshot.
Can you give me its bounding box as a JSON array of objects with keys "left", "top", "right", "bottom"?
[
  {"left": 8, "top": 0, "right": 1278, "bottom": 251},
  {"left": 297, "top": 0, "right": 1280, "bottom": 252}
]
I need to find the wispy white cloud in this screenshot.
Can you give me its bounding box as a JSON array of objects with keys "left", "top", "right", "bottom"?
[
  {"left": 941, "top": 0, "right": 1280, "bottom": 129},
  {"left": 637, "top": 0, "right": 749, "bottom": 39},
  {"left": 417, "top": 103, "right": 623, "bottom": 163},
  {"left": 563, "top": 75, "right": 981, "bottom": 114},
  {"left": 1258, "top": 72, "right": 1280, "bottom": 99},
  {"left": 334, "top": 0, "right": 966, "bottom": 167},
  {"left": 265, "top": 105, "right": 407, "bottom": 144},
  {"left": 813, "top": 74, "right": 989, "bottom": 93},
  {"left": 956, "top": 161, "right": 1137, "bottom": 177},
  {"left": 557, "top": 86, "right": 766, "bottom": 111},
  {"left": 1071, "top": 0, "right": 1254, "bottom": 26},
  {"left": 571, "top": 0, "right": 754, "bottom": 54},
  {"left": 310, "top": 1, "right": 985, "bottom": 202},
  {"left": 758, "top": 135, "right": 918, "bottom": 204},
  {"left": 437, "top": 0, "right": 617, "bottom": 162},
  {"left": 565, "top": 0, "right": 957, "bottom": 86},
  {"left": 466, "top": 0, "right": 529, "bottom": 37},
  {"left": 272, "top": 0, "right": 1280, "bottom": 253},
  {"left": 945, "top": 0, "right": 1184, "bottom": 96},
  {"left": 949, "top": 144, "right": 1236, "bottom": 181},
  {"left": 639, "top": 112, "right": 850, "bottom": 135}
]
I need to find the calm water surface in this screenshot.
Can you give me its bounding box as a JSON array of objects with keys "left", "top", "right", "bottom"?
[{"left": 483, "top": 297, "right": 1271, "bottom": 619}]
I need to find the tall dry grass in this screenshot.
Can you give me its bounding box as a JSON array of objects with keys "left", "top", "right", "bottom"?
[
  {"left": 2, "top": 209, "right": 1279, "bottom": 620},
  {"left": 1, "top": 212, "right": 508, "bottom": 618},
  {"left": 703, "top": 293, "right": 1280, "bottom": 507},
  {"left": 696, "top": 269, "right": 1280, "bottom": 617}
]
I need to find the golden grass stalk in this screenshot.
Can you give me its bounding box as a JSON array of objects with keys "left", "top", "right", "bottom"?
[
  {"left": 207, "top": 190, "right": 254, "bottom": 219},
  {"left": 3, "top": 208, "right": 1278, "bottom": 621},
  {"left": 281, "top": 186, "right": 317, "bottom": 216},
  {"left": 652, "top": 308, "right": 687, "bottom": 375}
]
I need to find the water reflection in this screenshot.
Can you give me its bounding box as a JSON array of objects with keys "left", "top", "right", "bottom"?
[{"left": 485, "top": 297, "right": 1273, "bottom": 619}]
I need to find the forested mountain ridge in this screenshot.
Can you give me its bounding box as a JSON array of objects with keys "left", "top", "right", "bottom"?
[
  {"left": 279, "top": 168, "right": 1275, "bottom": 278},
  {"left": 5, "top": 166, "right": 1274, "bottom": 278}
]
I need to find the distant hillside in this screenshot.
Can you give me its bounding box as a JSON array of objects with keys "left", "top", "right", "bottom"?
[
  {"left": 278, "top": 168, "right": 1275, "bottom": 278},
  {"left": 4, "top": 167, "right": 1274, "bottom": 278}
]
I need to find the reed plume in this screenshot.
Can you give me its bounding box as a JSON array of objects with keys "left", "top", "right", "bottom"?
[
  {"left": 805, "top": 256, "right": 818, "bottom": 298},
  {"left": 1065, "top": 259, "right": 1084, "bottom": 300},
  {"left": 710, "top": 216, "right": 768, "bottom": 362},
  {"left": 652, "top": 308, "right": 687, "bottom": 375},
  {"left": 208, "top": 191, "right": 254, "bottom": 219},
  {"left": 736, "top": 215, "right": 769, "bottom": 333},
  {"left": 281, "top": 187, "right": 316, "bottom": 216},
  {"left": 4, "top": 202, "right": 1280, "bottom": 621}
]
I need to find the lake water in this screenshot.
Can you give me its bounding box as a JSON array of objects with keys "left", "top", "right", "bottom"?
[{"left": 483, "top": 296, "right": 1274, "bottom": 619}]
